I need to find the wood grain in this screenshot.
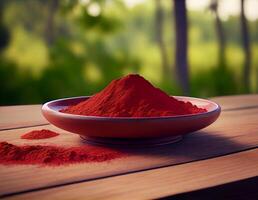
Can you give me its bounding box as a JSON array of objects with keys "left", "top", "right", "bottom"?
[
  {"left": 163, "top": 176, "right": 258, "bottom": 200},
  {"left": 0, "top": 105, "right": 48, "bottom": 130},
  {"left": 1, "top": 107, "right": 258, "bottom": 197},
  {"left": 5, "top": 148, "right": 258, "bottom": 200},
  {"left": 211, "top": 94, "right": 258, "bottom": 111}
]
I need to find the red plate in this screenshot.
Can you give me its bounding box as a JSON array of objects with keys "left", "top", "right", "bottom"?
[{"left": 42, "top": 96, "right": 221, "bottom": 141}]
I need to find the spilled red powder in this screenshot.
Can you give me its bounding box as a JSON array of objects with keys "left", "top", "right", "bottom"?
[
  {"left": 61, "top": 74, "right": 206, "bottom": 117},
  {"left": 0, "top": 142, "right": 125, "bottom": 166},
  {"left": 21, "top": 129, "right": 59, "bottom": 140}
]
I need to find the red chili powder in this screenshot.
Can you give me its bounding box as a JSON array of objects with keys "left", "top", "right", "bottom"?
[
  {"left": 21, "top": 129, "right": 59, "bottom": 140},
  {"left": 61, "top": 74, "right": 206, "bottom": 117},
  {"left": 0, "top": 142, "right": 125, "bottom": 166}
]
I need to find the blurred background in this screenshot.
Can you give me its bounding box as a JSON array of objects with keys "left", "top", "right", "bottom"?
[{"left": 0, "top": 0, "right": 257, "bottom": 105}]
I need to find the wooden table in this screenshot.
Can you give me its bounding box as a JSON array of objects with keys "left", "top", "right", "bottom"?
[{"left": 0, "top": 95, "right": 258, "bottom": 200}]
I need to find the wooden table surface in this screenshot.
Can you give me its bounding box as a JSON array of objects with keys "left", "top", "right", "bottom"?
[{"left": 0, "top": 95, "right": 258, "bottom": 200}]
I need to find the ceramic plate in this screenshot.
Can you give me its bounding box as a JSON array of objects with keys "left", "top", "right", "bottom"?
[{"left": 42, "top": 96, "right": 221, "bottom": 140}]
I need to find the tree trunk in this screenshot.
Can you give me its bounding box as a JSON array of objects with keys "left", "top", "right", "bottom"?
[
  {"left": 210, "top": 0, "right": 226, "bottom": 67},
  {"left": 155, "top": 0, "right": 169, "bottom": 80},
  {"left": 240, "top": 0, "right": 251, "bottom": 92},
  {"left": 173, "top": 0, "right": 189, "bottom": 94},
  {"left": 44, "top": 0, "right": 59, "bottom": 47},
  {"left": 0, "top": 1, "right": 10, "bottom": 52}
]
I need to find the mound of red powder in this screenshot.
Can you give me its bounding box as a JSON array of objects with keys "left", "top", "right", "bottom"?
[
  {"left": 21, "top": 129, "right": 59, "bottom": 140},
  {"left": 0, "top": 142, "right": 125, "bottom": 166},
  {"left": 61, "top": 74, "right": 206, "bottom": 117}
]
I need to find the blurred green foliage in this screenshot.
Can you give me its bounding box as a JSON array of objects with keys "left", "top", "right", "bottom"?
[{"left": 0, "top": 0, "right": 257, "bottom": 105}]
